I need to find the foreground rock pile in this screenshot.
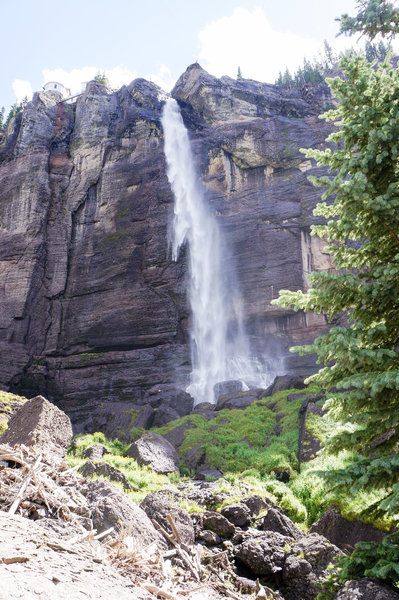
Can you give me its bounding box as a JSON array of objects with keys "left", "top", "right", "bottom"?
[{"left": 1, "top": 396, "right": 398, "bottom": 600}]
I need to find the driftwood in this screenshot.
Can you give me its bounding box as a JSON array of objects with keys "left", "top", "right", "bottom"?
[{"left": 0, "top": 444, "right": 89, "bottom": 528}]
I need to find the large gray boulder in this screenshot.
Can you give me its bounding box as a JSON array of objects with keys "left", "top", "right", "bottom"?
[
  {"left": 0, "top": 395, "right": 72, "bottom": 460},
  {"left": 215, "top": 390, "right": 260, "bottom": 411},
  {"left": 260, "top": 506, "right": 301, "bottom": 540},
  {"left": 309, "top": 504, "right": 386, "bottom": 550},
  {"left": 283, "top": 533, "right": 343, "bottom": 600},
  {"left": 127, "top": 432, "right": 180, "bottom": 473},
  {"left": 144, "top": 383, "right": 194, "bottom": 423},
  {"left": 334, "top": 578, "right": 399, "bottom": 600},
  {"left": 221, "top": 503, "right": 252, "bottom": 528},
  {"left": 234, "top": 530, "right": 289, "bottom": 578},
  {"left": 78, "top": 460, "right": 133, "bottom": 491},
  {"left": 140, "top": 491, "right": 195, "bottom": 546},
  {"left": 83, "top": 479, "right": 166, "bottom": 549}
]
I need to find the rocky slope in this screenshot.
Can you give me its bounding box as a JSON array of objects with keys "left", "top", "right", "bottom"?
[
  {"left": 1, "top": 395, "right": 397, "bottom": 600},
  {"left": 0, "top": 64, "right": 334, "bottom": 430}
]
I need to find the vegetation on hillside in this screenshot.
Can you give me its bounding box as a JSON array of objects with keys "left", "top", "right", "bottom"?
[
  {"left": 0, "top": 98, "right": 28, "bottom": 131},
  {"left": 274, "top": 0, "right": 399, "bottom": 595},
  {"left": 94, "top": 71, "right": 109, "bottom": 85},
  {"left": 66, "top": 379, "right": 396, "bottom": 538},
  {"left": 275, "top": 38, "right": 392, "bottom": 88}
]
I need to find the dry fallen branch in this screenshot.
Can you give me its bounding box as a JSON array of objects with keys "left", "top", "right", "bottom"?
[{"left": 152, "top": 518, "right": 202, "bottom": 582}]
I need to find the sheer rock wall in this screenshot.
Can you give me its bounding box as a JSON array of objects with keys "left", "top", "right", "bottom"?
[{"left": 0, "top": 65, "right": 334, "bottom": 430}]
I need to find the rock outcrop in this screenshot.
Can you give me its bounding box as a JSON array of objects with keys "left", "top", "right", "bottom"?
[
  {"left": 0, "top": 395, "right": 72, "bottom": 460},
  {"left": 0, "top": 65, "right": 335, "bottom": 430},
  {"left": 127, "top": 431, "right": 180, "bottom": 473}
]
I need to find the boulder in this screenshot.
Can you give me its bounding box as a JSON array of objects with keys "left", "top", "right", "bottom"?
[
  {"left": 264, "top": 375, "right": 307, "bottom": 397},
  {"left": 72, "top": 401, "right": 155, "bottom": 439},
  {"left": 130, "top": 404, "right": 155, "bottom": 429},
  {"left": 202, "top": 511, "right": 236, "bottom": 538},
  {"left": 181, "top": 480, "right": 221, "bottom": 508},
  {"left": 78, "top": 460, "right": 133, "bottom": 490},
  {"left": 221, "top": 503, "right": 252, "bottom": 528},
  {"left": 282, "top": 533, "right": 343, "bottom": 600},
  {"left": 0, "top": 395, "right": 72, "bottom": 460},
  {"left": 291, "top": 533, "right": 343, "bottom": 575},
  {"left": 234, "top": 530, "right": 289, "bottom": 578},
  {"left": 260, "top": 506, "right": 301, "bottom": 540},
  {"left": 242, "top": 494, "right": 270, "bottom": 516},
  {"left": 309, "top": 504, "right": 386, "bottom": 550},
  {"left": 0, "top": 392, "right": 27, "bottom": 433},
  {"left": 191, "top": 403, "right": 217, "bottom": 420},
  {"left": 127, "top": 432, "right": 180, "bottom": 473},
  {"left": 194, "top": 466, "right": 224, "bottom": 481},
  {"left": 185, "top": 442, "right": 207, "bottom": 471},
  {"left": 215, "top": 391, "right": 259, "bottom": 411},
  {"left": 213, "top": 380, "right": 243, "bottom": 401},
  {"left": 333, "top": 578, "right": 399, "bottom": 600},
  {"left": 196, "top": 529, "right": 222, "bottom": 546},
  {"left": 139, "top": 385, "right": 195, "bottom": 428},
  {"left": 83, "top": 479, "right": 166, "bottom": 548},
  {"left": 82, "top": 443, "right": 109, "bottom": 460},
  {"left": 163, "top": 420, "right": 197, "bottom": 450},
  {"left": 140, "top": 491, "right": 195, "bottom": 546}
]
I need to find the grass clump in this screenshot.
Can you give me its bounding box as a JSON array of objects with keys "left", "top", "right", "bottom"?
[
  {"left": 67, "top": 432, "right": 189, "bottom": 505},
  {"left": 0, "top": 390, "right": 28, "bottom": 435},
  {"left": 155, "top": 384, "right": 320, "bottom": 479}
]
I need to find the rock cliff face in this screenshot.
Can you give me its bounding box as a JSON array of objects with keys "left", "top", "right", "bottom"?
[{"left": 0, "top": 64, "right": 334, "bottom": 430}]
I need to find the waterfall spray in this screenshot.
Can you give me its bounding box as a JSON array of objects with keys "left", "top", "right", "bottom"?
[{"left": 162, "top": 98, "right": 267, "bottom": 405}]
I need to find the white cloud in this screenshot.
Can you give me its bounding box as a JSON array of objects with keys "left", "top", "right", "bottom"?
[
  {"left": 12, "top": 79, "right": 33, "bottom": 104},
  {"left": 145, "top": 64, "right": 174, "bottom": 92},
  {"left": 198, "top": 6, "right": 336, "bottom": 83}
]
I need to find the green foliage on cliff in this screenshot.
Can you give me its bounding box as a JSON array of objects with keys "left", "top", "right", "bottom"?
[
  {"left": 0, "top": 98, "right": 28, "bottom": 130},
  {"left": 274, "top": 2, "right": 399, "bottom": 592},
  {"left": 0, "top": 390, "right": 27, "bottom": 435},
  {"left": 155, "top": 386, "right": 320, "bottom": 478},
  {"left": 94, "top": 71, "right": 109, "bottom": 85}
]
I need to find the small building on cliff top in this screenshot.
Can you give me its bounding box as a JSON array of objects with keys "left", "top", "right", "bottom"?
[{"left": 42, "top": 82, "right": 71, "bottom": 102}]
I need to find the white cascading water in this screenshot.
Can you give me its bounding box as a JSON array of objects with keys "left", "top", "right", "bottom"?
[{"left": 162, "top": 98, "right": 268, "bottom": 405}]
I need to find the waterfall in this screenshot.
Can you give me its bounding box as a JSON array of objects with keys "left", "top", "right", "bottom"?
[{"left": 162, "top": 98, "right": 268, "bottom": 405}]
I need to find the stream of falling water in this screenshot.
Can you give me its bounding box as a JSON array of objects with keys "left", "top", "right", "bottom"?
[{"left": 162, "top": 98, "right": 268, "bottom": 405}]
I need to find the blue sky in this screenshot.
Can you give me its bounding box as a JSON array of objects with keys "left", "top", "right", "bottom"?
[{"left": 2, "top": 0, "right": 363, "bottom": 112}]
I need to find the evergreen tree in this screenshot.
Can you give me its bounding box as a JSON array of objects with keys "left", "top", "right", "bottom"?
[
  {"left": 0, "top": 107, "right": 4, "bottom": 129},
  {"left": 237, "top": 66, "right": 243, "bottom": 80},
  {"left": 274, "top": 1, "right": 399, "bottom": 592},
  {"left": 281, "top": 67, "right": 294, "bottom": 87},
  {"left": 338, "top": 0, "right": 399, "bottom": 39},
  {"left": 3, "top": 98, "right": 27, "bottom": 129},
  {"left": 94, "top": 71, "right": 109, "bottom": 85},
  {"left": 322, "top": 39, "right": 337, "bottom": 73}
]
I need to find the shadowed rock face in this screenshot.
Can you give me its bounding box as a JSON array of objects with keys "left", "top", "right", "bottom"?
[{"left": 0, "top": 65, "right": 334, "bottom": 431}]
